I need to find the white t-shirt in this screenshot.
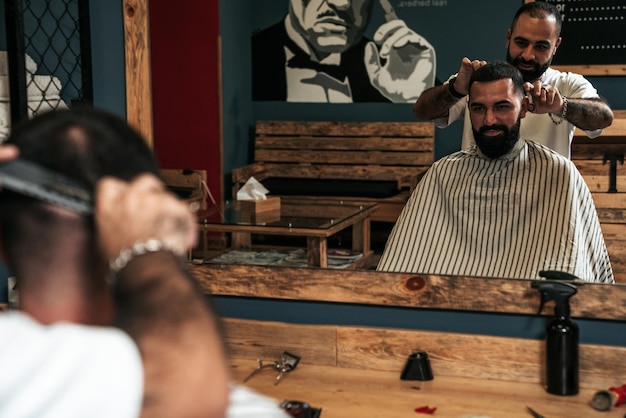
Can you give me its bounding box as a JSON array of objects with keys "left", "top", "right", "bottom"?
[
  {"left": 436, "top": 67, "right": 603, "bottom": 158},
  {"left": 227, "top": 384, "right": 290, "bottom": 418},
  {"left": 0, "top": 312, "right": 293, "bottom": 418},
  {"left": 0, "top": 311, "right": 143, "bottom": 418}
]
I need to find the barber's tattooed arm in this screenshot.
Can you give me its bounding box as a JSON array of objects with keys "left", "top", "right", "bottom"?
[
  {"left": 525, "top": 81, "right": 613, "bottom": 131},
  {"left": 564, "top": 97, "right": 613, "bottom": 131},
  {"left": 412, "top": 83, "right": 464, "bottom": 120}
]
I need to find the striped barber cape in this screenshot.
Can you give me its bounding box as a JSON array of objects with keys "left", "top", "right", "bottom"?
[{"left": 377, "top": 139, "right": 614, "bottom": 283}]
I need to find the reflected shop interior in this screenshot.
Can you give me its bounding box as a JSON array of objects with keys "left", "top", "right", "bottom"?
[
  {"left": 139, "top": 0, "right": 626, "bottom": 349},
  {"left": 0, "top": 1, "right": 625, "bottom": 342}
]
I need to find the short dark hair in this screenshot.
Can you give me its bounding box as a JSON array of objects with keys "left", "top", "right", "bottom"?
[
  {"left": 511, "top": 1, "right": 562, "bottom": 36},
  {"left": 5, "top": 105, "right": 159, "bottom": 188},
  {"left": 469, "top": 61, "right": 525, "bottom": 97},
  {"left": 0, "top": 106, "right": 161, "bottom": 269}
]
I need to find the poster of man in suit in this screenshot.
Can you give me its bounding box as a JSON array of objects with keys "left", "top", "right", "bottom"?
[{"left": 252, "top": 0, "right": 437, "bottom": 103}]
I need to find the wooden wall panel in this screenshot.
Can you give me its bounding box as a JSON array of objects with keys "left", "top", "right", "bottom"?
[{"left": 224, "top": 318, "right": 626, "bottom": 389}]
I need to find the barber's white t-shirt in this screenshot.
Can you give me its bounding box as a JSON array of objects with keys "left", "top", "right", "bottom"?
[{"left": 0, "top": 311, "right": 143, "bottom": 418}]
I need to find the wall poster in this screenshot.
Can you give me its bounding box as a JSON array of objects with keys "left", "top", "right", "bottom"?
[{"left": 251, "top": 0, "right": 441, "bottom": 104}]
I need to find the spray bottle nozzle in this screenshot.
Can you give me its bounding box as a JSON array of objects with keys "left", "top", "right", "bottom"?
[
  {"left": 539, "top": 270, "right": 583, "bottom": 283},
  {"left": 531, "top": 279, "right": 578, "bottom": 317}
]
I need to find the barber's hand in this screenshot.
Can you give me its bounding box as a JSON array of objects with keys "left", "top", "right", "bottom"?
[
  {"left": 95, "top": 174, "right": 198, "bottom": 262},
  {"left": 451, "top": 57, "right": 486, "bottom": 96},
  {"left": 524, "top": 81, "right": 564, "bottom": 114},
  {"left": 364, "top": 19, "right": 436, "bottom": 103}
]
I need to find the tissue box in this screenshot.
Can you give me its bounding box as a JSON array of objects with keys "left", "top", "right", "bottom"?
[{"left": 238, "top": 196, "right": 281, "bottom": 223}]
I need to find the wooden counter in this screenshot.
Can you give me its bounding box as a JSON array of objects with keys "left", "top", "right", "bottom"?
[
  {"left": 192, "top": 264, "right": 626, "bottom": 321},
  {"left": 231, "top": 360, "right": 622, "bottom": 418},
  {"left": 224, "top": 318, "right": 626, "bottom": 418}
]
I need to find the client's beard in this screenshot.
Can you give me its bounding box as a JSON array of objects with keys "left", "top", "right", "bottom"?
[
  {"left": 472, "top": 118, "right": 522, "bottom": 159},
  {"left": 506, "top": 50, "right": 551, "bottom": 83}
]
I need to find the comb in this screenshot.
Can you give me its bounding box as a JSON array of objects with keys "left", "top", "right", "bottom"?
[{"left": 0, "top": 158, "right": 93, "bottom": 215}]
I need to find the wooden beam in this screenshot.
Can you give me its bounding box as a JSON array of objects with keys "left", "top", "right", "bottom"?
[
  {"left": 123, "top": 0, "right": 153, "bottom": 146},
  {"left": 191, "top": 264, "right": 626, "bottom": 321}
]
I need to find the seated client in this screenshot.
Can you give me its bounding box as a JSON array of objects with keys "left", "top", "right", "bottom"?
[{"left": 377, "top": 61, "right": 614, "bottom": 284}]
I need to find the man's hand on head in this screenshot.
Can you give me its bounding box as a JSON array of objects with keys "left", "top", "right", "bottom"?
[
  {"left": 95, "top": 174, "right": 198, "bottom": 263},
  {"left": 0, "top": 145, "right": 19, "bottom": 163},
  {"left": 454, "top": 57, "right": 486, "bottom": 96}
]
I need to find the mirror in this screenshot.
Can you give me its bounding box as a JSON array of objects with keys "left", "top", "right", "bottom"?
[{"left": 123, "top": 0, "right": 626, "bottom": 322}]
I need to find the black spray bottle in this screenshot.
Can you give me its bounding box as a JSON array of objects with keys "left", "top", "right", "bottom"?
[{"left": 531, "top": 279, "right": 579, "bottom": 396}]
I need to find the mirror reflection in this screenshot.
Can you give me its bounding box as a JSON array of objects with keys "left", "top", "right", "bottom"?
[
  {"left": 377, "top": 62, "right": 615, "bottom": 284},
  {"left": 133, "top": 0, "right": 626, "bottom": 333}
]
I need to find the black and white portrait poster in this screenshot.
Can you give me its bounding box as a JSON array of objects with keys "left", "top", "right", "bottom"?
[{"left": 250, "top": 0, "right": 517, "bottom": 104}]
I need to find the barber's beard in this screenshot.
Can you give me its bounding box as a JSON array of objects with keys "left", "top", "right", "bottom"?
[
  {"left": 506, "top": 50, "right": 551, "bottom": 83},
  {"left": 473, "top": 118, "right": 522, "bottom": 159}
]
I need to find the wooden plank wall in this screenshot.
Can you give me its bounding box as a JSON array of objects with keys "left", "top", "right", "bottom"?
[
  {"left": 232, "top": 121, "right": 435, "bottom": 223},
  {"left": 244, "top": 121, "right": 435, "bottom": 186},
  {"left": 224, "top": 317, "right": 626, "bottom": 390},
  {"left": 573, "top": 110, "right": 626, "bottom": 283}
]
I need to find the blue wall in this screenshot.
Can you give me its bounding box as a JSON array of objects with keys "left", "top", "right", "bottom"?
[{"left": 89, "top": 0, "right": 125, "bottom": 117}]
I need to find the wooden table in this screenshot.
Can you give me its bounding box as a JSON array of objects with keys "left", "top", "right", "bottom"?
[
  {"left": 231, "top": 359, "right": 623, "bottom": 418},
  {"left": 198, "top": 201, "right": 378, "bottom": 268}
]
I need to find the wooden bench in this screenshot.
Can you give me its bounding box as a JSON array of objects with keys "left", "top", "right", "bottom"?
[
  {"left": 162, "top": 168, "right": 207, "bottom": 209},
  {"left": 573, "top": 110, "right": 626, "bottom": 283},
  {"left": 231, "top": 121, "right": 435, "bottom": 223},
  {"left": 161, "top": 168, "right": 228, "bottom": 257}
]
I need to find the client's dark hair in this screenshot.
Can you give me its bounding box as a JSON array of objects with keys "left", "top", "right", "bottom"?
[{"left": 469, "top": 61, "right": 525, "bottom": 97}]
